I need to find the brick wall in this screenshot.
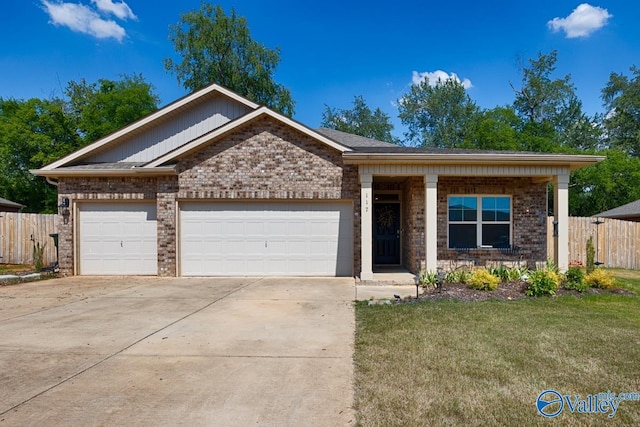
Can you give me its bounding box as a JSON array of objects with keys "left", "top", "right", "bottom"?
[
  {"left": 436, "top": 176, "right": 548, "bottom": 269},
  {"left": 57, "top": 117, "right": 359, "bottom": 276}
]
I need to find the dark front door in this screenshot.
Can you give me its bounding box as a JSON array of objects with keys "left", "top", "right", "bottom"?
[{"left": 373, "top": 203, "right": 401, "bottom": 264}]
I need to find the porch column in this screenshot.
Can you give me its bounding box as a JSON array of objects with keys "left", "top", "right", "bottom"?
[
  {"left": 553, "top": 173, "right": 570, "bottom": 272},
  {"left": 424, "top": 174, "right": 438, "bottom": 272},
  {"left": 360, "top": 174, "right": 374, "bottom": 280}
]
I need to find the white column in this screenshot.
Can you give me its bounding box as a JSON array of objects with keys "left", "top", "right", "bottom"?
[
  {"left": 360, "top": 174, "right": 374, "bottom": 280},
  {"left": 425, "top": 174, "right": 438, "bottom": 272},
  {"left": 554, "top": 173, "right": 570, "bottom": 272}
]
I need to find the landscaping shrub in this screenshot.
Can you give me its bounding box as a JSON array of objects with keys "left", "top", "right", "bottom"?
[
  {"left": 418, "top": 270, "right": 438, "bottom": 287},
  {"left": 525, "top": 269, "right": 560, "bottom": 296},
  {"left": 445, "top": 269, "right": 470, "bottom": 284},
  {"left": 488, "top": 265, "right": 509, "bottom": 282},
  {"left": 563, "top": 265, "right": 586, "bottom": 292},
  {"left": 467, "top": 268, "right": 500, "bottom": 291},
  {"left": 585, "top": 268, "right": 616, "bottom": 289}
]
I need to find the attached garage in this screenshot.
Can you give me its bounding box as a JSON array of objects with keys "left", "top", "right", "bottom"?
[
  {"left": 179, "top": 202, "right": 353, "bottom": 276},
  {"left": 78, "top": 203, "right": 158, "bottom": 275}
]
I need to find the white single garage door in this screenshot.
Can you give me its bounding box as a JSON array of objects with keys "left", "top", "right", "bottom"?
[
  {"left": 180, "top": 202, "right": 353, "bottom": 276},
  {"left": 79, "top": 203, "right": 158, "bottom": 275}
]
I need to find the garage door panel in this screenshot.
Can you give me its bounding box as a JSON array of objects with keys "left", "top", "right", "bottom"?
[
  {"left": 180, "top": 202, "right": 352, "bottom": 276},
  {"left": 79, "top": 203, "right": 157, "bottom": 275}
]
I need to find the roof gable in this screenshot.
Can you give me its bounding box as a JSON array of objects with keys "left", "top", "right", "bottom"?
[
  {"left": 41, "top": 84, "right": 259, "bottom": 171},
  {"left": 145, "top": 107, "right": 351, "bottom": 168}
]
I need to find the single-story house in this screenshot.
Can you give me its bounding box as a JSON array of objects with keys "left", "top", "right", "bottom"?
[
  {"left": 32, "top": 84, "right": 604, "bottom": 278},
  {"left": 595, "top": 199, "right": 640, "bottom": 222},
  {"left": 0, "top": 197, "right": 24, "bottom": 212}
]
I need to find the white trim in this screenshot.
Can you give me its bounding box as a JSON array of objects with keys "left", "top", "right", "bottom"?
[
  {"left": 41, "top": 84, "right": 260, "bottom": 171},
  {"left": 32, "top": 166, "right": 177, "bottom": 177},
  {"left": 344, "top": 153, "right": 604, "bottom": 171},
  {"left": 145, "top": 107, "right": 351, "bottom": 168}
]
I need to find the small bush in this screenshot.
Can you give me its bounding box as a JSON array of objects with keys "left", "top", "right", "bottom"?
[
  {"left": 418, "top": 270, "right": 438, "bottom": 287},
  {"left": 563, "top": 266, "right": 586, "bottom": 292},
  {"left": 506, "top": 267, "right": 529, "bottom": 282},
  {"left": 525, "top": 269, "right": 560, "bottom": 297},
  {"left": 445, "top": 269, "right": 470, "bottom": 284},
  {"left": 467, "top": 268, "right": 500, "bottom": 291},
  {"left": 32, "top": 241, "right": 46, "bottom": 273},
  {"left": 585, "top": 268, "right": 616, "bottom": 289}
]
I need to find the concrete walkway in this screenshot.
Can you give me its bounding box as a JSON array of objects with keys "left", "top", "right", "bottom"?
[{"left": 0, "top": 276, "right": 355, "bottom": 426}]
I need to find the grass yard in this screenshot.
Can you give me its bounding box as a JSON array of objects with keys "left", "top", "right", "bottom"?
[{"left": 354, "top": 269, "right": 640, "bottom": 426}]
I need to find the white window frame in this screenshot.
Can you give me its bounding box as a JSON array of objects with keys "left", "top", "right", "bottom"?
[{"left": 447, "top": 195, "right": 512, "bottom": 249}]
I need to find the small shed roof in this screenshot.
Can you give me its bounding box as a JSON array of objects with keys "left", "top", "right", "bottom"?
[{"left": 595, "top": 199, "right": 640, "bottom": 220}]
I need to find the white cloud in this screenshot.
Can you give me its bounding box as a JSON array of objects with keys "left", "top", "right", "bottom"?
[
  {"left": 41, "top": 0, "right": 137, "bottom": 42},
  {"left": 548, "top": 3, "right": 612, "bottom": 38},
  {"left": 411, "top": 70, "right": 473, "bottom": 89},
  {"left": 91, "top": 0, "right": 136, "bottom": 20}
]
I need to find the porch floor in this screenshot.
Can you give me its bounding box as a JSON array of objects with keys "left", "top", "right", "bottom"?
[{"left": 358, "top": 266, "right": 417, "bottom": 285}]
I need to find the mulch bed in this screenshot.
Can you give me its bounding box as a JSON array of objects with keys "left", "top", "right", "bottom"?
[{"left": 409, "top": 281, "right": 635, "bottom": 303}]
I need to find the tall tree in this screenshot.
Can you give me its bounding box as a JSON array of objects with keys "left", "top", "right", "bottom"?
[
  {"left": 398, "top": 78, "right": 479, "bottom": 148},
  {"left": 164, "top": 3, "right": 294, "bottom": 116},
  {"left": 601, "top": 66, "right": 640, "bottom": 156},
  {"left": 569, "top": 149, "right": 640, "bottom": 216},
  {"left": 66, "top": 74, "right": 159, "bottom": 143},
  {"left": 0, "top": 98, "right": 79, "bottom": 212},
  {"left": 0, "top": 75, "right": 159, "bottom": 212},
  {"left": 510, "top": 50, "right": 583, "bottom": 153},
  {"left": 321, "top": 95, "right": 399, "bottom": 144},
  {"left": 463, "top": 106, "right": 520, "bottom": 151}
]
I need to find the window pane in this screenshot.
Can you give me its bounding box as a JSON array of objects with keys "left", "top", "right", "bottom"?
[
  {"left": 449, "top": 197, "right": 477, "bottom": 221},
  {"left": 482, "top": 224, "right": 510, "bottom": 247},
  {"left": 449, "top": 210, "right": 462, "bottom": 221},
  {"left": 482, "top": 197, "right": 510, "bottom": 222},
  {"left": 449, "top": 224, "right": 477, "bottom": 248}
]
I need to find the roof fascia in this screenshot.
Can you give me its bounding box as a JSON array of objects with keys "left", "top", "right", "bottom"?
[
  {"left": 31, "top": 166, "right": 177, "bottom": 178},
  {"left": 41, "top": 84, "right": 260, "bottom": 171},
  {"left": 144, "top": 107, "right": 351, "bottom": 168},
  {"left": 342, "top": 152, "right": 605, "bottom": 170}
]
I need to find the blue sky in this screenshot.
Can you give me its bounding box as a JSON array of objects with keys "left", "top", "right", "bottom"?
[{"left": 1, "top": 1, "right": 639, "bottom": 139}]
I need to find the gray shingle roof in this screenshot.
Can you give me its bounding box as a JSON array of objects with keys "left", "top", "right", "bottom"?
[
  {"left": 315, "top": 128, "right": 398, "bottom": 149},
  {"left": 61, "top": 162, "right": 147, "bottom": 170},
  {"left": 595, "top": 199, "right": 640, "bottom": 218},
  {"left": 0, "top": 197, "right": 24, "bottom": 209}
]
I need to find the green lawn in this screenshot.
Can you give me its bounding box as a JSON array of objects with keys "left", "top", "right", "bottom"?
[{"left": 354, "top": 270, "right": 640, "bottom": 426}]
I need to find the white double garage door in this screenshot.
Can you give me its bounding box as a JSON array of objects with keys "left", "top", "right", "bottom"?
[{"left": 79, "top": 202, "right": 353, "bottom": 276}]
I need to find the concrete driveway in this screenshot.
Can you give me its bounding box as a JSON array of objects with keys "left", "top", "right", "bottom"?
[{"left": 0, "top": 276, "right": 355, "bottom": 426}]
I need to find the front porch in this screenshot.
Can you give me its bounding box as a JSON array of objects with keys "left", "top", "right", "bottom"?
[{"left": 356, "top": 166, "right": 570, "bottom": 280}]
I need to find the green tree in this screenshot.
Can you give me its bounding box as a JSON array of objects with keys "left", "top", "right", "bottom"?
[
  {"left": 601, "top": 66, "right": 640, "bottom": 156},
  {"left": 0, "top": 75, "right": 159, "bottom": 212},
  {"left": 463, "top": 106, "right": 520, "bottom": 150},
  {"left": 511, "top": 50, "right": 582, "bottom": 135},
  {"left": 164, "top": 3, "right": 294, "bottom": 116},
  {"left": 398, "top": 77, "right": 479, "bottom": 148},
  {"left": 569, "top": 149, "right": 640, "bottom": 216},
  {"left": 321, "top": 95, "right": 399, "bottom": 144},
  {"left": 0, "top": 98, "right": 79, "bottom": 212},
  {"left": 66, "top": 74, "right": 159, "bottom": 143}
]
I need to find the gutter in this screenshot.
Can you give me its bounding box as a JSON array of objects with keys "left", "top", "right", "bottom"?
[{"left": 30, "top": 166, "right": 178, "bottom": 178}]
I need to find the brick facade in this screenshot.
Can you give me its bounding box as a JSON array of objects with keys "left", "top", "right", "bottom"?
[
  {"left": 57, "top": 117, "right": 360, "bottom": 276},
  {"left": 371, "top": 176, "right": 547, "bottom": 274}
]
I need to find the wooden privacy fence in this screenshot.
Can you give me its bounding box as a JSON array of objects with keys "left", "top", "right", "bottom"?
[
  {"left": 547, "top": 217, "right": 640, "bottom": 270},
  {"left": 0, "top": 213, "right": 58, "bottom": 266}
]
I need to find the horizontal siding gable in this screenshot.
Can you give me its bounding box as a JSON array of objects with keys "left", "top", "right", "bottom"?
[{"left": 87, "top": 96, "right": 252, "bottom": 163}]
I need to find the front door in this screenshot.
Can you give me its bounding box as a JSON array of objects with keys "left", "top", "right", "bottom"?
[{"left": 373, "top": 202, "right": 401, "bottom": 264}]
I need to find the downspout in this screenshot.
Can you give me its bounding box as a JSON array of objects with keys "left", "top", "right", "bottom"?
[{"left": 46, "top": 177, "right": 59, "bottom": 187}]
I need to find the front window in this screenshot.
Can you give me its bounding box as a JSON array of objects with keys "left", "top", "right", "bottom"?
[{"left": 448, "top": 196, "right": 511, "bottom": 248}]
